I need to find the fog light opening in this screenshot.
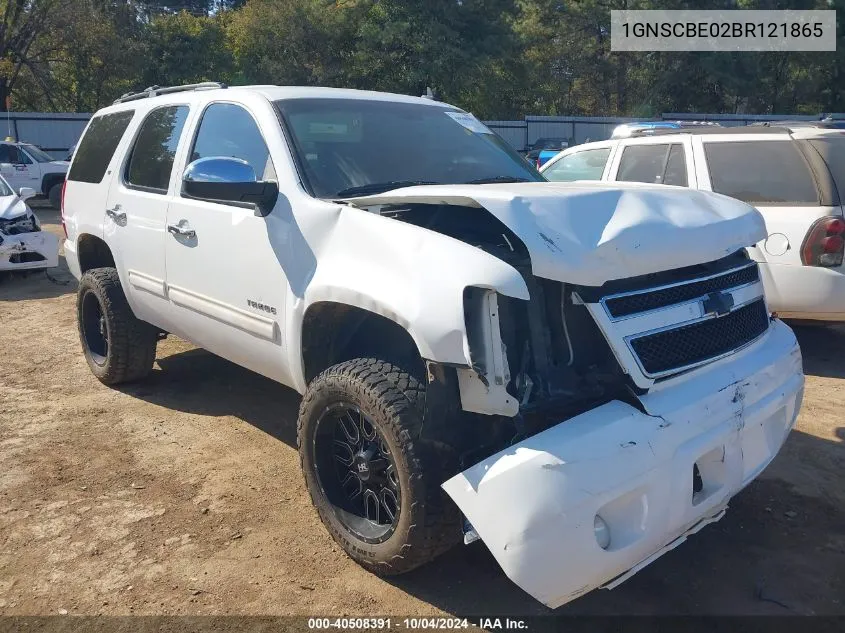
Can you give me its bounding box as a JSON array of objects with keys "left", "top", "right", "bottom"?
[{"left": 594, "top": 515, "right": 611, "bottom": 550}]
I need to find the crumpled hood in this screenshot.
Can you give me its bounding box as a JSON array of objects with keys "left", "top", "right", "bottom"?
[
  {"left": 0, "top": 195, "right": 27, "bottom": 220},
  {"left": 349, "top": 181, "right": 766, "bottom": 286}
]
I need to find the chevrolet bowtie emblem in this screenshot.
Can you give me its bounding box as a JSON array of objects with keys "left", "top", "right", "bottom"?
[{"left": 701, "top": 291, "right": 735, "bottom": 317}]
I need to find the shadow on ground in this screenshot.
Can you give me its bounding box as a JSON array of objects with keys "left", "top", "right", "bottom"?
[
  {"left": 122, "top": 344, "right": 845, "bottom": 616},
  {"left": 790, "top": 322, "right": 845, "bottom": 379}
]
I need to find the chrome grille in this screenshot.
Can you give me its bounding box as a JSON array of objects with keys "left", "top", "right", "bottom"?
[
  {"left": 629, "top": 299, "right": 769, "bottom": 376},
  {"left": 604, "top": 264, "right": 759, "bottom": 319}
]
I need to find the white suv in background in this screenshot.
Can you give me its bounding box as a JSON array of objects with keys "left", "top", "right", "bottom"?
[{"left": 542, "top": 124, "right": 845, "bottom": 322}]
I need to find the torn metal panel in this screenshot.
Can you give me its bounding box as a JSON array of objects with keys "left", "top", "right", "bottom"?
[
  {"left": 457, "top": 289, "right": 517, "bottom": 417},
  {"left": 442, "top": 320, "right": 803, "bottom": 608},
  {"left": 348, "top": 181, "right": 767, "bottom": 287}
]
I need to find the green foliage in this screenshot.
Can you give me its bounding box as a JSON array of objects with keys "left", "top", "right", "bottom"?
[{"left": 4, "top": 0, "right": 844, "bottom": 117}]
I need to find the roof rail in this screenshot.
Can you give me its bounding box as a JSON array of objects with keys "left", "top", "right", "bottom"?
[
  {"left": 113, "top": 82, "right": 227, "bottom": 104},
  {"left": 611, "top": 120, "right": 721, "bottom": 139}
]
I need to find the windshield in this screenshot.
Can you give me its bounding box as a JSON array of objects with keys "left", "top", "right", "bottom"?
[
  {"left": 22, "top": 144, "right": 54, "bottom": 163},
  {"left": 809, "top": 137, "right": 845, "bottom": 199},
  {"left": 275, "top": 98, "right": 542, "bottom": 198}
]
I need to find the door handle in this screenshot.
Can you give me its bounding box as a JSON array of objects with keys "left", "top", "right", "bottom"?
[
  {"left": 167, "top": 221, "right": 196, "bottom": 239},
  {"left": 105, "top": 205, "right": 126, "bottom": 223}
]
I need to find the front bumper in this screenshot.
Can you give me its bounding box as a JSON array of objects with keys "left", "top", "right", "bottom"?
[
  {"left": 0, "top": 230, "right": 59, "bottom": 271},
  {"left": 442, "top": 320, "right": 803, "bottom": 608}
]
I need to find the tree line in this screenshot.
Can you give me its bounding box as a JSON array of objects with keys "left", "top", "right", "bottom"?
[{"left": 1, "top": 0, "right": 843, "bottom": 118}]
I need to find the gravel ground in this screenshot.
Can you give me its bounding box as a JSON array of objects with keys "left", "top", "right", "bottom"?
[{"left": 0, "top": 207, "right": 843, "bottom": 616}]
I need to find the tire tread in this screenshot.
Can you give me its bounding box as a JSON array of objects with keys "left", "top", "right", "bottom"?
[{"left": 298, "top": 358, "right": 461, "bottom": 576}]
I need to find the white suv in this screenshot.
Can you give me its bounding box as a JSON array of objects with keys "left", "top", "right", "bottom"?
[
  {"left": 62, "top": 83, "right": 803, "bottom": 608},
  {"left": 0, "top": 140, "right": 68, "bottom": 207},
  {"left": 542, "top": 124, "right": 845, "bottom": 322}
]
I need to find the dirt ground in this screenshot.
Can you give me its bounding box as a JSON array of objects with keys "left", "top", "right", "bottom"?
[{"left": 1, "top": 206, "right": 843, "bottom": 617}]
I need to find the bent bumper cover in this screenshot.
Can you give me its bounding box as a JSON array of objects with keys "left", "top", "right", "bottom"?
[
  {"left": 442, "top": 321, "right": 803, "bottom": 608},
  {"left": 0, "top": 230, "right": 59, "bottom": 271}
]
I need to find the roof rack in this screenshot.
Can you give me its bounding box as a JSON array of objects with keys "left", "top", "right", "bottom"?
[
  {"left": 751, "top": 119, "right": 845, "bottom": 130},
  {"left": 633, "top": 125, "right": 791, "bottom": 137},
  {"left": 114, "top": 82, "right": 227, "bottom": 104},
  {"left": 611, "top": 120, "right": 721, "bottom": 139}
]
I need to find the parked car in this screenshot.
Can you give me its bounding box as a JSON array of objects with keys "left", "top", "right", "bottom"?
[
  {"left": 541, "top": 124, "right": 845, "bottom": 322},
  {"left": 524, "top": 137, "right": 570, "bottom": 168},
  {"left": 0, "top": 140, "right": 68, "bottom": 208},
  {"left": 0, "top": 174, "right": 59, "bottom": 272},
  {"left": 62, "top": 83, "right": 803, "bottom": 609}
]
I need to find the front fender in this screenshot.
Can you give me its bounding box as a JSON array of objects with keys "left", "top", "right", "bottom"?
[{"left": 289, "top": 205, "right": 529, "bottom": 391}]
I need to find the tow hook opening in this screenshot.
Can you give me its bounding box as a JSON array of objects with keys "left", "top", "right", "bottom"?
[
  {"left": 594, "top": 515, "right": 611, "bottom": 550},
  {"left": 693, "top": 463, "right": 704, "bottom": 494}
]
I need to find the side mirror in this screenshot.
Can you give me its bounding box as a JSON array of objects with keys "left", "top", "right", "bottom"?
[
  {"left": 18, "top": 187, "right": 35, "bottom": 201},
  {"left": 182, "top": 156, "right": 278, "bottom": 216}
]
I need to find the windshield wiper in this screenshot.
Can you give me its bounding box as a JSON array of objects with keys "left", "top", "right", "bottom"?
[
  {"left": 334, "top": 180, "right": 440, "bottom": 197},
  {"left": 463, "top": 176, "right": 533, "bottom": 185}
]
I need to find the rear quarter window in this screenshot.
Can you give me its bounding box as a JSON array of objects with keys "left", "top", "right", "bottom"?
[
  {"left": 68, "top": 110, "right": 135, "bottom": 184},
  {"left": 703, "top": 140, "right": 819, "bottom": 205},
  {"left": 808, "top": 137, "right": 845, "bottom": 198}
]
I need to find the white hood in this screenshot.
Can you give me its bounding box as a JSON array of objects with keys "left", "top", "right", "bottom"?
[
  {"left": 0, "top": 195, "right": 28, "bottom": 220},
  {"left": 350, "top": 181, "right": 766, "bottom": 286}
]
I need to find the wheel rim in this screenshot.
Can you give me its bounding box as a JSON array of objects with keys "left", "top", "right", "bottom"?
[
  {"left": 81, "top": 290, "right": 108, "bottom": 365},
  {"left": 313, "top": 403, "right": 401, "bottom": 543}
]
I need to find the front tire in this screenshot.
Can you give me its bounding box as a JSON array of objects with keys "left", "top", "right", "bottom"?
[
  {"left": 48, "top": 182, "right": 62, "bottom": 208},
  {"left": 76, "top": 267, "right": 157, "bottom": 385},
  {"left": 298, "top": 358, "right": 461, "bottom": 575}
]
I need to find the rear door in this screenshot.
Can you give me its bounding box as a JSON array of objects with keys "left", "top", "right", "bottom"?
[{"left": 104, "top": 103, "right": 192, "bottom": 330}]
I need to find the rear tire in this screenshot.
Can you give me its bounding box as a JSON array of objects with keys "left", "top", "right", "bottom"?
[
  {"left": 298, "top": 358, "right": 461, "bottom": 575},
  {"left": 48, "top": 182, "right": 62, "bottom": 208},
  {"left": 76, "top": 267, "right": 157, "bottom": 385}
]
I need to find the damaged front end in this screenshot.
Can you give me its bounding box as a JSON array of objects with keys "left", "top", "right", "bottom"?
[
  {"left": 0, "top": 208, "right": 59, "bottom": 272},
  {"left": 352, "top": 185, "right": 804, "bottom": 608},
  {"left": 448, "top": 249, "right": 803, "bottom": 608}
]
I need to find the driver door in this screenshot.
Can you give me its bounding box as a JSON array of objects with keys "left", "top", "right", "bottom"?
[{"left": 164, "top": 101, "right": 290, "bottom": 383}]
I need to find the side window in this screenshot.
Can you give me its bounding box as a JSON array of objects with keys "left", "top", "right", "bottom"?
[
  {"left": 0, "top": 145, "right": 27, "bottom": 164},
  {"left": 68, "top": 110, "right": 135, "bottom": 184},
  {"left": 543, "top": 148, "right": 611, "bottom": 182},
  {"left": 617, "top": 144, "right": 687, "bottom": 186},
  {"left": 188, "top": 103, "right": 275, "bottom": 181},
  {"left": 125, "top": 105, "right": 190, "bottom": 193},
  {"left": 704, "top": 140, "right": 818, "bottom": 204}
]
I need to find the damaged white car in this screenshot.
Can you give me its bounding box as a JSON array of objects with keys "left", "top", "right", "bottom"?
[
  {"left": 62, "top": 84, "right": 804, "bottom": 608},
  {"left": 0, "top": 177, "right": 59, "bottom": 272}
]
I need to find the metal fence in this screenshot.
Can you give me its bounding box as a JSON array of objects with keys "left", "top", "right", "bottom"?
[
  {"left": 485, "top": 112, "right": 845, "bottom": 151},
  {"left": 1, "top": 112, "right": 91, "bottom": 160},
  {"left": 6, "top": 110, "right": 845, "bottom": 159}
]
